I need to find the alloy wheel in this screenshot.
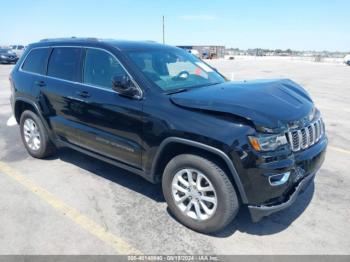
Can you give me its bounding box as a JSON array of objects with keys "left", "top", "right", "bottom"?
[
  {"left": 171, "top": 168, "right": 217, "bottom": 221},
  {"left": 23, "top": 118, "right": 41, "bottom": 151}
]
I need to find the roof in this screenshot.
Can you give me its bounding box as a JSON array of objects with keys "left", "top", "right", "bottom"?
[{"left": 32, "top": 37, "right": 171, "bottom": 51}]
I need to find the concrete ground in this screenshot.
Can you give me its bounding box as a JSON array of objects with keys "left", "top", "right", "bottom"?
[{"left": 0, "top": 59, "right": 349, "bottom": 255}]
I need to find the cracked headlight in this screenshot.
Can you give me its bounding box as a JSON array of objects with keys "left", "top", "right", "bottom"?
[{"left": 248, "top": 134, "right": 288, "bottom": 152}]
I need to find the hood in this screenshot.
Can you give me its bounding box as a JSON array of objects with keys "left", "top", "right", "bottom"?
[{"left": 170, "top": 79, "right": 314, "bottom": 129}]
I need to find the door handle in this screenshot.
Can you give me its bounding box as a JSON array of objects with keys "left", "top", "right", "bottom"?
[
  {"left": 34, "top": 80, "right": 46, "bottom": 87},
  {"left": 76, "top": 90, "right": 91, "bottom": 98}
]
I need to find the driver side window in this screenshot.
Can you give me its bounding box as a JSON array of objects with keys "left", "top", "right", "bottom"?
[{"left": 83, "top": 48, "right": 125, "bottom": 89}]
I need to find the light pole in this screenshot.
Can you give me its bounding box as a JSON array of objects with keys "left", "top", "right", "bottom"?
[{"left": 162, "top": 15, "right": 165, "bottom": 44}]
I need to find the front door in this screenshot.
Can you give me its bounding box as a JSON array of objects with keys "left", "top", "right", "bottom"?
[{"left": 72, "top": 48, "right": 143, "bottom": 169}]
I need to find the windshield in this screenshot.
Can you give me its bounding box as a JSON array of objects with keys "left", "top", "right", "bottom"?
[{"left": 127, "top": 48, "right": 225, "bottom": 92}]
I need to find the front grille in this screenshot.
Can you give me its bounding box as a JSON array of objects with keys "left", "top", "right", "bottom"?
[{"left": 286, "top": 118, "right": 325, "bottom": 152}]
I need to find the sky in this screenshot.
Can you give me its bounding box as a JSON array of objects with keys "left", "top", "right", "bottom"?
[{"left": 0, "top": 0, "right": 349, "bottom": 52}]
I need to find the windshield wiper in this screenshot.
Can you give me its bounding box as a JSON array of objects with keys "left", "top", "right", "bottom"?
[
  {"left": 165, "top": 88, "right": 188, "bottom": 95},
  {"left": 165, "top": 82, "right": 222, "bottom": 95}
]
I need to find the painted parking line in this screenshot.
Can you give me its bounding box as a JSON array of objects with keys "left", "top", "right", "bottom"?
[
  {"left": 0, "top": 161, "right": 142, "bottom": 255},
  {"left": 328, "top": 146, "right": 350, "bottom": 156}
]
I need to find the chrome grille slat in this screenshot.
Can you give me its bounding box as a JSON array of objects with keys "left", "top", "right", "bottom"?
[
  {"left": 286, "top": 118, "right": 324, "bottom": 152},
  {"left": 314, "top": 122, "right": 318, "bottom": 142},
  {"left": 320, "top": 120, "right": 324, "bottom": 136},
  {"left": 305, "top": 127, "right": 310, "bottom": 146},
  {"left": 296, "top": 130, "right": 302, "bottom": 151},
  {"left": 287, "top": 132, "right": 294, "bottom": 151},
  {"left": 315, "top": 120, "right": 320, "bottom": 142},
  {"left": 301, "top": 129, "right": 307, "bottom": 149},
  {"left": 310, "top": 124, "right": 315, "bottom": 145}
]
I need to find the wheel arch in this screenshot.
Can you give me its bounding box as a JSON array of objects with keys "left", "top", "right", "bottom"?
[
  {"left": 14, "top": 97, "right": 53, "bottom": 136},
  {"left": 14, "top": 98, "right": 40, "bottom": 123},
  {"left": 150, "top": 137, "right": 248, "bottom": 204}
]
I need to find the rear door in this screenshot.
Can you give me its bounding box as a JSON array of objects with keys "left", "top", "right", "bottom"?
[
  {"left": 40, "top": 47, "right": 84, "bottom": 144},
  {"left": 17, "top": 47, "right": 50, "bottom": 100}
]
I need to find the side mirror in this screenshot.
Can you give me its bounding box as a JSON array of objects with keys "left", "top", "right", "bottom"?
[{"left": 112, "top": 74, "right": 140, "bottom": 98}]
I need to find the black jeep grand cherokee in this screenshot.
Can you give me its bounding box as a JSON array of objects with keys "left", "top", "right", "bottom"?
[{"left": 9, "top": 38, "right": 327, "bottom": 233}]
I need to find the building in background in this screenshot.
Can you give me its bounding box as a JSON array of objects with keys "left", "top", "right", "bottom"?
[{"left": 178, "top": 45, "right": 225, "bottom": 59}]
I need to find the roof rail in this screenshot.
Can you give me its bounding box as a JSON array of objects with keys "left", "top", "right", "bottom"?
[{"left": 39, "top": 37, "right": 99, "bottom": 42}]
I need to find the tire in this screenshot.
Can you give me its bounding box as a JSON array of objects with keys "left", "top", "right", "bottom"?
[
  {"left": 162, "top": 154, "right": 239, "bottom": 233},
  {"left": 20, "top": 110, "right": 56, "bottom": 158}
]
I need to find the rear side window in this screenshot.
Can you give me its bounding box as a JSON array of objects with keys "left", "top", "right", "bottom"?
[
  {"left": 48, "top": 47, "right": 81, "bottom": 82},
  {"left": 22, "top": 48, "right": 49, "bottom": 75}
]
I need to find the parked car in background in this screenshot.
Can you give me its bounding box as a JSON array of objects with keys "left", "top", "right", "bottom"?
[
  {"left": 224, "top": 55, "right": 235, "bottom": 60},
  {"left": 202, "top": 52, "right": 209, "bottom": 59},
  {"left": 344, "top": 54, "right": 350, "bottom": 66},
  {"left": 10, "top": 45, "right": 25, "bottom": 57},
  {"left": 0, "top": 48, "right": 18, "bottom": 64}
]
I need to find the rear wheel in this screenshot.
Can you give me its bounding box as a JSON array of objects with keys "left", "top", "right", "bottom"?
[
  {"left": 20, "top": 110, "right": 56, "bottom": 158},
  {"left": 162, "top": 154, "right": 239, "bottom": 233}
]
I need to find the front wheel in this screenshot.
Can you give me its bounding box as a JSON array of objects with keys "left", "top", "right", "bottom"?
[{"left": 162, "top": 154, "right": 239, "bottom": 233}]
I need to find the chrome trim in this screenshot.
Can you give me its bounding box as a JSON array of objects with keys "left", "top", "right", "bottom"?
[
  {"left": 18, "top": 45, "right": 143, "bottom": 99},
  {"left": 287, "top": 132, "right": 293, "bottom": 151},
  {"left": 305, "top": 127, "right": 310, "bottom": 147},
  {"left": 296, "top": 130, "right": 302, "bottom": 151},
  {"left": 268, "top": 172, "right": 291, "bottom": 186},
  {"left": 286, "top": 118, "right": 325, "bottom": 152},
  {"left": 311, "top": 124, "right": 316, "bottom": 145},
  {"left": 320, "top": 119, "right": 324, "bottom": 136}
]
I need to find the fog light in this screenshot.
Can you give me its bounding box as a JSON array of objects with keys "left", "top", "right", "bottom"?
[
  {"left": 269, "top": 172, "right": 290, "bottom": 186},
  {"left": 294, "top": 167, "right": 306, "bottom": 183}
]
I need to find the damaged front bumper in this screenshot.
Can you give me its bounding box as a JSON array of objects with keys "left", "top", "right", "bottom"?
[{"left": 248, "top": 172, "right": 315, "bottom": 222}]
